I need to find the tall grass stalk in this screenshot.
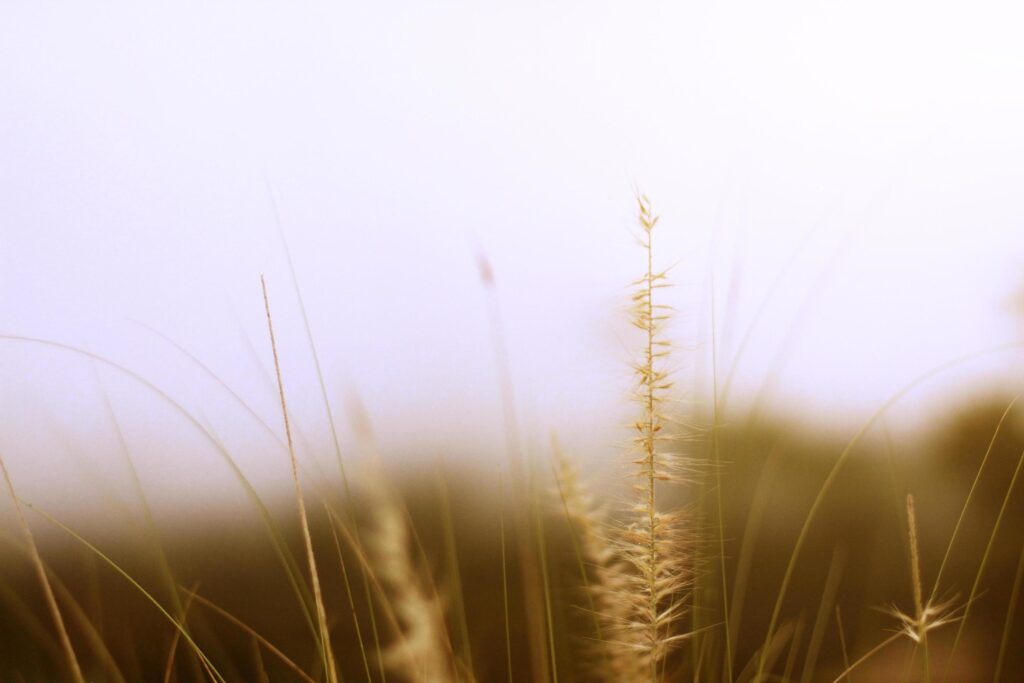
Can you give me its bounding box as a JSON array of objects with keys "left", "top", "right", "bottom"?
[
  {"left": 626, "top": 195, "right": 690, "bottom": 681},
  {"left": 905, "top": 494, "right": 930, "bottom": 682},
  {"left": 273, "top": 200, "right": 389, "bottom": 678},
  {"left": 261, "top": 275, "right": 338, "bottom": 683}
]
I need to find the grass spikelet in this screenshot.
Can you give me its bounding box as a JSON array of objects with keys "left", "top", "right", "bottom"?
[
  {"left": 904, "top": 494, "right": 932, "bottom": 679},
  {"left": 864, "top": 495, "right": 962, "bottom": 682},
  {"left": 622, "top": 194, "right": 693, "bottom": 680}
]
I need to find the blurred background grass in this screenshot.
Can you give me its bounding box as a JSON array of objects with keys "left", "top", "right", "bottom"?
[{"left": 1, "top": 391, "right": 1021, "bottom": 681}]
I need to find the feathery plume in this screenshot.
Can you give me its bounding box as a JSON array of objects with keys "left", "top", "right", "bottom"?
[
  {"left": 885, "top": 496, "right": 962, "bottom": 645},
  {"left": 363, "top": 471, "right": 467, "bottom": 683},
  {"left": 622, "top": 194, "right": 695, "bottom": 679}
]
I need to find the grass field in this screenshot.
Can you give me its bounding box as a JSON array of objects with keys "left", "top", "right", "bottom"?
[{"left": 1, "top": 197, "right": 1022, "bottom": 682}]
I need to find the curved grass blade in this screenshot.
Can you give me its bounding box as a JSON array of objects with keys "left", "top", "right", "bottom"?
[
  {"left": 0, "top": 335, "right": 322, "bottom": 645},
  {"left": 26, "top": 504, "right": 226, "bottom": 683},
  {"left": 0, "top": 454, "right": 85, "bottom": 683}
]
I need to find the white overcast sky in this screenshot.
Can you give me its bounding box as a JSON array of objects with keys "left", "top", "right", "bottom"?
[{"left": 2, "top": 0, "right": 1024, "bottom": 516}]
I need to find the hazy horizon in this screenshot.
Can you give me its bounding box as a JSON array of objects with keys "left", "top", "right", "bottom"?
[{"left": 3, "top": 0, "right": 1024, "bottom": 516}]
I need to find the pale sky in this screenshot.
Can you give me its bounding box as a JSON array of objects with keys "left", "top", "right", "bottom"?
[{"left": 2, "top": 0, "right": 1024, "bottom": 518}]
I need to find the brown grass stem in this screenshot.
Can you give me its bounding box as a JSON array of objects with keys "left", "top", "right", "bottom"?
[
  {"left": 0, "top": 454, "right": 85, "bottom": 683},
  {"left": 261, "top": 274, "right": 338, "bottom": 683},
  {"left": 905, "top": 494, "right": 930, "bottom": 682}
]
